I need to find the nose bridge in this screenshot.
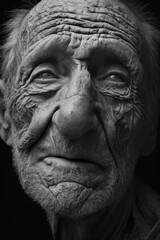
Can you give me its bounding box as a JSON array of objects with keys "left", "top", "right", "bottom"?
[
  {"left": 52, "top": 62, "right": 100, "bottom": 139},
  {"left": 66, "top": 62, "right": 96, "bottom": 100}
]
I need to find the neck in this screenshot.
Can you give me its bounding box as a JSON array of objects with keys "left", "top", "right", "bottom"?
[{"left": 47, "top": 188, "right": 134, "bottom": 240}]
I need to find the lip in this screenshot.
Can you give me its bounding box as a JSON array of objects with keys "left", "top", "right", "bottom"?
[
  {"left": 43, "top": 155, "right": 102, "bottom": 169},
  {"left": 39, "top": 156, "right": 105, "bottom": 188}
]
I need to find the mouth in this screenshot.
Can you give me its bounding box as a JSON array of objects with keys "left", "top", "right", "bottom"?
[
  {"left": 43, "top": 155, "right": 102, "bottom": 169},
  {"left": 37, "top": 155, "right": 106, "bottom": 189}
]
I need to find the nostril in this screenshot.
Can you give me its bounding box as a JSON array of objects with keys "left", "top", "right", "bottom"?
[
  {"left": 54, "top": 105, "right": 60, "bottom": 114},
  {"left": 95, "top": 102, "right": 102, "bottom": 114}
]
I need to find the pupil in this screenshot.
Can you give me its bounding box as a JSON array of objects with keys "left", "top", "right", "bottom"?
[{"left": 43, "top": 73, "right": 51, "bottom": 78}]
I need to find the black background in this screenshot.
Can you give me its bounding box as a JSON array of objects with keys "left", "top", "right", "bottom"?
[{"left": 0, "top": 1, "right": 160, "bottom": 239}]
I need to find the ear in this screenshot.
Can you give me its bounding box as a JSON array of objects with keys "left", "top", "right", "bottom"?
[{"left": 0, "top": 80, "right": 12, "bottom": 146}]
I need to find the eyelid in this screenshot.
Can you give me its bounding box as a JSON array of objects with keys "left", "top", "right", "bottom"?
[
  {"left": 32, "top": 69, "right": 58, "bottom": 78},
  {"left": 106, "top": 71, "right": 129, "bottom": 81},
  {"left": 34, "top": 71, "right": 57, "bottom": 78},
  {"left": 98, "top": 65, "right": 130, "bottom": 83}
]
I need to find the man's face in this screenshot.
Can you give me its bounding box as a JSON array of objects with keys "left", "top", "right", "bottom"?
[{"left": 4, "top": 0, "right": 153, "bottom": 217}]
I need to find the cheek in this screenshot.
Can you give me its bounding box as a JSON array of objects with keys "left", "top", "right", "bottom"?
[
  {"left": 9, "top": 89, "right": 38, "bottom": 138},
  {"left": 100, "top": 98, "right": 143, "bottom": 177},
  {"left": 116, "top": 106, "right": 147, "bottom": 156}
]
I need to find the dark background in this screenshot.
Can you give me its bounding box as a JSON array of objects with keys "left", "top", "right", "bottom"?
[{"left": 0, "top": 1, "right": 160, "bottom": 239}]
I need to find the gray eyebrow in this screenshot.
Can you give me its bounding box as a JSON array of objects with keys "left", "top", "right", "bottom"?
[{"left": 16, "top": 35, "right": 141, "bottom": 88}]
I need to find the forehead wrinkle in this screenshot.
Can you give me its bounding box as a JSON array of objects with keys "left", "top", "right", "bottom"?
[
  {"left": 18, "top": 34, "right": 140, "bottom": 86},
  {"left": 19, "top": 0, "right": 143, "bottom": 57}
]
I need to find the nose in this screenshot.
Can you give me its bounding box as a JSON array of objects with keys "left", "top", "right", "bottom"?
[{"left": 52, "top": 69, "right": 101, "bottom": 139}]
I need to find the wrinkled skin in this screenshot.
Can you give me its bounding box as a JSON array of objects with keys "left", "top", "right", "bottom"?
[
  {"left": 11, "top": 0, "right": 143, "bottom": 214},
  {"left": 0, "top": 0, "right": 160, "bottom": 239}
]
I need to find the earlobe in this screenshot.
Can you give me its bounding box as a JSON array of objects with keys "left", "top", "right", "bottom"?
[{"left": 0, "top": 80, "right": 12, "bottom": 146}]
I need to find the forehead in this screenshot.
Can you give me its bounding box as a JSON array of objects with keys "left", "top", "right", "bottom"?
[{"left": 20, "top": 0, "right": 142, "bottom": 57}]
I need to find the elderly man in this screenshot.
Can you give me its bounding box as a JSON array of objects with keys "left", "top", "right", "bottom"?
[{"left": 0, "top": 0, "right": 160, "bottom": 239}]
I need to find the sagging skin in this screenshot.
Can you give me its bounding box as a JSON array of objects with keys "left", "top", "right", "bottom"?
[{"left": 0, "top": 0, "right": 160, "bottom": 239}]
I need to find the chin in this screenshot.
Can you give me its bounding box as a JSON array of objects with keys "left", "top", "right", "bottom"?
[
  {"left": 18, "top": 168, "right": 121, "bottom": 218},
  {"left": 25, "top": 182, "right": 118, "bottom": 217},
  {"left": 12, "top": 146, "right": 131, "bottom": 218}
]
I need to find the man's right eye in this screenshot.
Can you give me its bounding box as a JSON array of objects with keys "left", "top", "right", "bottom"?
[
  {"left": 32, "top": 70, "right": 58, "bottom": 84},
  {"left": 30, "top": 62, "right": 61, "bottom": 84},
  {"left": 36, "top": 71, "right": 56, "bottom": 79},
  {"left": 31, "top": 66, "right": 60, "bottom": 84}
]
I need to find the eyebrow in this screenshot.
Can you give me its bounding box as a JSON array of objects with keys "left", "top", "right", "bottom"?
[{"left": 17, "top": 34, "right": 141, "bottom": 86}]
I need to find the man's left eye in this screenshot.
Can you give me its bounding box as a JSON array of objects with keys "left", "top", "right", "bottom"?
[
  {"left": 95, "top": 64, "right": 130, "bottom": 86},
  {"left": 107, "top": 73, "right": 127, "bottom": 83},
  {"left": 94, "top": 65, "right": 131, "bottom": 98}
]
